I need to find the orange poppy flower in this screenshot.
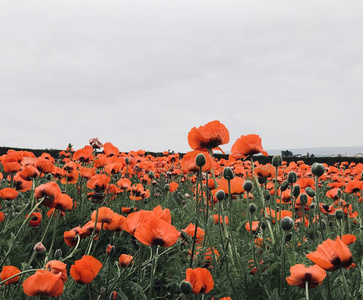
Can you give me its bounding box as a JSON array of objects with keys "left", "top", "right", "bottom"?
[
  {"left": 70, "top": 255, "right": 103, "bottom": 284},
  {"left": 91, "top": 207, "right": 115, "bottom": 224},
  {"left": 169, "top": 182, "right": 179, "bottom": 192},
  {"left": 215, "top": 177, "right": 245, "bottom": 195},
  {"left": 35, "top": 158, "right": 54, "bottom": 173},
  {"left": 45, "top": 260, "right": 68, "bottom": 283},
  {"left": 13, "top": 174, "right": 32, "bottom": 192},
  {"left": 54, "top": 194, "right": 74, "bottom": 211},
  {"left": 184, "top": 267, "right": 214, "bottom": 294},
  {"left": 0, "top": 188, "right": 18, "bottom": 201},
  {"left": 105, "top": 213, "right": 127, "bottom": 232},
  {"left": 180, "top": 150, "right": 214, "bottom": 173},
  {"left": 0, "top": 211, "right": 5, "bottom": 222},
  {"left": 306, "top": 236, "right": 354, "bottom": 271},
  {"left": 231, "top": 134, "right": 268, "bottom": 159},
  {"left": 187, "top": 120, "right": 229, "bottom": 151},
  {"left": 118, "top": 254, "right": 134, "bottom": 268},
  {"left": 0, "top": 265, "right": 21, "bottom": 285},
  {"left": 1, "top": 156, "right": 21, "bottom": 173},
  {"left": 79, "top": 167, "right": 96, "bottom": 179},
  {"left": 73, "top": 148, "right": 94, "bottom": 163},
  {"left": 341, "top": 234, "right": 357, "bottom": 245},
  {"left": 286, "top": 264, "right": 326, "bottom": 289},
  {"left": 26, "top": 212, "right": 42, "bottom": 227},
  {"left": 212, "top": 214, "right": 229, "bottom": 225},
  {"left": 134, "top": 216, "right": 179, "bottom": 247},
  {"left": 345, "top": 180, "right": 363, "bottom": 194},
  {"left": 23, "top": 270, "right": 64, "bottom": 297},
  {"left": 181, "top": 223, "right": 205, "bottom": 244},
  {"left": 34, "top": 182, "right": 62, "bottom": 208},
  {"left": 245, "top": 221, "right": 260, "bottom": 233},
  {"left": 116, "top": 178, "right": 132, "bottom": 190},
  {"left": 18, "top": 165, "right": 40, "bottom": 181},
  {"left": 103, "top": 142, "right": 120, "bottom": 157},
  {"left": 64, "top": 227, "right": 81, "bottom": 247},
  {"left": 87, "top": 174, "right": 111, "bottom": 191}
]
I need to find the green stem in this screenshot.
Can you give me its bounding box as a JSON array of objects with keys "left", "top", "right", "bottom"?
[{"left": 305, "top": 280, "right": 309, "bottom": 300}]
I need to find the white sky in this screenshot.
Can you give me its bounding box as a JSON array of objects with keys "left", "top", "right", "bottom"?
[{"left": 1, "top": 0, "right": 362, "bottom": 153}]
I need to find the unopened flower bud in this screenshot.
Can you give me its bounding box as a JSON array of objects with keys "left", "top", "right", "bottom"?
[
  {"left": 152, "top": 180, "right": 158, "bottom": 186},
  {"left": 258, "top": 177, "right": 266, "bottom": 184},
  {"left": 319, "top": 219, "right": 327, "bottom": 231},
  {"left": 299, "top": 193, "right": 308, "bottom": 205},
  {"left": 223, "top": 167, "right": 234, "bottom": 180},
  {"left": 215, "top": 190, "right": 225, "bottom": 201},
  {"left": 305, "top": 187, "right": 315, "bottom": 197},
  {"left": 54, "top": 249, "right": 62, "bottom": 260},
  {"left": 125, "top": 157, "right": 130, "bottom": 165},
  {"left": 148, "top": 171, "right": 154, "bottom": 179},
  {"left": 34, "top": 242, "right": 46, "bottom": 253},
  {"left": 335, "top": 210, "right": 344, "bottom": 220},
  {"left": 106, "top": 244, "right": 115, "bottom": 257},
  {"left": 280, "top": 217, "right": 294, "bottom": 231},
  {"left": 180, "top": 281, "right": 192, "bottom": 294},
  {"left": 184, "top": 193, "right": 190, "bottom": 199},
  {"left": 164, "top": 184, "right": 170, "bottom": 192},
  {"left": 285, "top": 232, "right": 293, "bottom": 242},
  {"left": 261, "top": 221, "right": 267, "bottom": 230},
  {"left": 195, "top": 153, "right": 206, "bottom": 168},
  {"left": 272, "top": 155, "right": 282, "bottom": 167},
  {"left": 287, "top": 172, "right": 297, "bottom": 184},
  {"left": 243, "top": 180, "right": 253, "bottom": 192},
  {"left": 311, "top": 163, "right": 325, "bottom": 177},
  {"left": 109, "top": 291, "right": 118, "bottom": 300},
  {"left": 280, "top": 180, "right": 289, "bottom": 192},
  {"left": 310, "top": 203, "right": 316, "bottom": 210},
  {"left": 249, "top": 203, "right": 257, "bottom": 214},
  {"left": 293, "top": 185, "right": 300, "bottom": 198}
]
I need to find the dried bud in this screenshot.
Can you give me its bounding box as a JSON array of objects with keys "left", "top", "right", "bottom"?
[
  {"left": 243, "top": 180, "right": 253, "bottom": 192},
  {"left": 272, "top": 155, "right": 282, "bottom": 167},
  {"left": 223, "top": 167, "right": 234, "bottom": 180},
  {"left": 280, "top": 217, "right": 294, "bottom": 231},
  {"left": 311, "top": 163, "right": 325, "bottom": 178},
  {"left": 215, "top": 190, "right": 225, "bottom": 201},
  {"left": 184, "top": 193, "right": 191, "bottom": 199},
  {"left": 195, "top": 153, "right": 206, "bottom": 168},
  {"left": 164, "top": 184, "right": 170, "bottom": 192},
  {"left": 34, "top": 242, "right": 46, "bottom": 253}
]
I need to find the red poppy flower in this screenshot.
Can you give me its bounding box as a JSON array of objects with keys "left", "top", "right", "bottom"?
[
  {"left": 73, "top": 148, "right": 94, "bottom": 163},
  {"left": 245, "top": 221, "right": 259, "bottom": 233},
  {"left": 286, "top": 264, "right": 326, "bottom": 289},
  {"left": 180, "top": 150, "right": 214, "bottom": 173},
  {"left": 306, "top": 236, "right": 354, "bottom": 271},
  {"left": 182, "top": 223, "right": 205, "bottom": 244},
  {"left": 0, "top": 188, "right": 18, "bottom": 201},
  {"left": 341, "top": 234, "right": 357, "bottom": 245},
  {"left": 231, "top": 134, "right": 268, "bottom": 159},
  {"left": 64, "top": 227, "right": 81, "bottom": 247},
  {"left": 134, "top": 216, "right": 179, "bottom": 247},
  {"left": 91, "top": 207, "right": 115, "bottom": 224},
  {"left": 119, "top": 254, "right": 134, "bottom": 268},
  {"left": 13, "top": 174, "right": 32, "bottom": 192},
  {"left": 26, "top": 212, "right": 42, "bottom": 227},
  {"left": 23, "top": 270, "right": 64, "bottom": 297},
  {"left": 103, "top": 142, "right": 120, "bottom": 157},
  {"left": 18, "top": 165, "right": 40, "bottom": 181},
  {"left": 0, "top": 265, "right": 21, "bottom": 285},
  {"left": 45, "top": 260, "right": 68, "bottom": 283},
  {"left": 35, "top": 158, "right": 55, "bottom": 173},
  {"left": 1, "top": 156, "right": 21, "bottom": 173},
  {"left": 188, "top": 120, "right": 229, "bottom": 151},
  {"left": 54, "top": 194, "right": 73, "bottom": 211},
  {"left": 79, "top": 167, "right": 96, "bottom": 179},
  {"left": 70, "top": 255, "right": 103, "bottom": 284},
  {"left": 184, "top": 267, "right": 214, "bottom": 294},
  {"left": 34, "top": 182, "right": 62, "bottom": 208},
  {"left": 87, "top": 174, "right": 111, "bottom": 191},
  {"left": 0, "top": 211, "right": 5, "bottom": 222}
]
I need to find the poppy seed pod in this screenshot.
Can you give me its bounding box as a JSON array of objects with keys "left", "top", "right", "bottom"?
[
  {"left": 249, "top": 203, "right": 257, "bottom": 214},
  {"left": 293, "top": 185, "right": 300, "bottom": 198},
  {"left": 243, "top": 180, "right": 253, "bottom": 192},
  {"left": 311, "top": 163, "right": 325, "bottom": 177},
  {"left": 195, "top": 153, "right": 206, "bottom": 168},
  {"left": 223, "top": 167, "right": 234, "bottom": 180},
  {"left": 305, "top": 187, "right": 315, "bottom": 197},
  {"left": 281, "top": 180, "right": 289, "bottom": 192},
  {"left": 180, "top": 280, "right": 193, "bottom": 294},
  {"left": 335, "top": 210, "right": 344, "bottom": 220},
  {"left": 215, "top": 190, "right": 225, "bottom": 201},
  {"left": 300, "top": 193, "right": 308, "bottom": 205},
  {"left": 272, "top": 154, "right": 282, "bottom": 167},
  {"left": 280, "top": 217, "right": 294, "bottom": 231},
  {"left": 148, "top": 171, "right": 154, "bottom": 179},
  {"left": 287, "top": 172, "right": 297, "bottom": 184}
]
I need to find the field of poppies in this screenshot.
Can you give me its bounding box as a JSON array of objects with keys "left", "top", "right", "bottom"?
[{"left": 0, "top": 120, "right": 362, "bottom": 300}]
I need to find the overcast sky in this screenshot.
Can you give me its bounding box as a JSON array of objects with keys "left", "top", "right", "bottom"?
[{"left": 1, "top": 0, "right": 362, "bottom": 153}]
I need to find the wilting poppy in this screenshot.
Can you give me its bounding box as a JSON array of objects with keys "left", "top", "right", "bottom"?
[
  {"left": 0, "top": 265, "right": 21, "bottom": 285},
  {"left": 184, "top": 267, "right": 214, "bottom": 294},
  {"left": 231, "top": 134, "right": 268, "bottom": 159},
  {"left": 45, "top": 260, "right": 68, "bottom": 283},
  {"left": 23, "top": 270, "right": 64, "bottom": 297},
  {"left": 306, "top": 236, "right": 354, "bottom": 271},
  {"left": 134, "top": 217, "right": 179, "bottom": 247},
  {"left": 119, "top": 254, "right": 134, "bottom": 268},
  {"left": 286, "top": 264, "right": 326, "bottom": 289},
  {"left": 187, "top": 120, "right": 229, "bottom": 152},
  {"left": 0, "top": 188, "right": 18, "bottom": 201},
  {"left": 70, "top": 255, "right": 102, "bottom": 284}
]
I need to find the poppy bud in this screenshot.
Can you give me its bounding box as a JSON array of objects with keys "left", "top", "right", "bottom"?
[
  {"left": 99, "top": 287, "right": 106, "bottom": 296},
  {"left": 184, "top": 193, "right": 191, "bottom": 199},
  {"left": 335, "top": 210, "right": 344, "bottom": 220},
  {"left": 299, "top": 193, "right": 308, "bottom": 205},
  {"left": 195, "top": 153, "right": 206, "bottom": 168},
  {"left": 285, "top": 232, "right": 292, "bottom": 242},
  {"left": 311, "top": 163, "right": 325, "bottom": 177},
  {"left": 54, "top": 249, "right": 62, "bottom": 260},
  {"left": 310, "top": 203, "right": 316, "bottom": 210},
  {"left": 109, "top": 291, "right": 118, "bottom": 300},
  {"left": 272, "top": 155, "right": 282, "bottom": 167},
  {"left": 34, "top": 242, "right": 46, "bottom": 253},
  {"left": 287, "top": 172, "right": 297, "bottom": 184},
  {"left": 180, "top": 280, "right": 192, "bottom": 294},
  {"left": 280, "top": 217, "right": 294, "bottom": 231},
  {"left": 258, "top": 177, "right": 266, "bottom": 184},
  {"left": 280, "top": 180, "right": 289, "bottom": 192},
  {"left": 223, "top": 167, "right": 234, "bottom": 180},
  {"left": 261, "top": 221, "right": 267, "bottom": 230},
  {"left": 215, "top": 190, "right": 225, "bottom": 201},
  {"left": 293, "top": 185, "right": 300, "bottom": 198},
  {"left": 125, "top": 157, "right": 129, "bottom": 165},
  {"left": 106, "top": 244, "right": 115, "bottom": 257},
  {"left": 152, "top": 180, "right": 158, "bottom": 186},
  {"left": 319, "top": 220, "right": 327, "bottom": 231},
  {"left": 305, "top": 187, "right": 315, "bottom": 197},
  {"left": 264, "top": 190, "right": 271, "bottom": 200},
  {"left": 243, "top": 180, "right": 253, "bottom": 192},
  {"left": 148, "top": 171, "right": 154, "bottom": 179},
  {"left": 249, "top": 203, "right": 257, "bottom": 214},
  {"left": 164, "top": 184, "right": 170, "bottom": 192}
]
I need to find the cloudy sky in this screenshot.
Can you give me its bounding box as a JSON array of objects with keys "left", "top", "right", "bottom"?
[{"left": 1, "top": 0, "right": 362, "bottom": 153}]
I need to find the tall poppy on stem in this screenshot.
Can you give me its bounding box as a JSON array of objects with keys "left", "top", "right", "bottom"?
[
  {"left": 286, "top": 264, "right": 326, "bottom": 288},
  {"left": 231, "top": 134, "right": 268, "bottom": 159}
]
